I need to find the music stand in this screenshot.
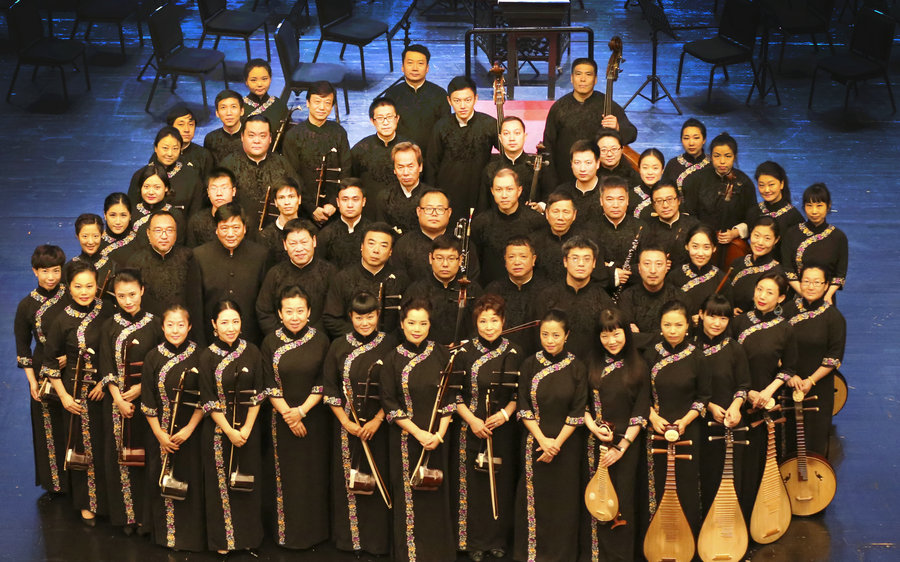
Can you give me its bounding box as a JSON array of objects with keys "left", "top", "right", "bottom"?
[
  {"left": 624, "top": 0, "right": 682, "bottom": 114},
  {"left": 376, "top": 0, "right": 419, "bottom": 98}
]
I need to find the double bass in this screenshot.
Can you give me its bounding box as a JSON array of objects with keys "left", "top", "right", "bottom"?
[
  {"left": 749, "top": 406, "right": 791, "bottom": 544},
  {"left": 697, "top": 424, "right": 749, "bottom": 562},
  {"left": 644, "top": 425, "right": 695, "bottom": 562},
  {"left": 604, "top": 37, "right": 640, "bottom": 171},
  {"left": 779, "top": 390, "right": 836, "bottom": 516},
  {"left": 118, "top": 338, "right": 146, "bottom": 467}
]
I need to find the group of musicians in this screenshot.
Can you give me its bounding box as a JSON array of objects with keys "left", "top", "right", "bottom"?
[{"left": 15, "top": 43, "right": 849, "bottom": 561}]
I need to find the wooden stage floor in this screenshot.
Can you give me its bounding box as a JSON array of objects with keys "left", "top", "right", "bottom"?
[{"left": 0, "top": 0, "right": 898, "bottom": 560}]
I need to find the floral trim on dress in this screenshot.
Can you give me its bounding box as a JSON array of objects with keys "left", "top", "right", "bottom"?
[
  {"left": 732, "top": 254, "right": 777, "bottom": 285},
  {"left": 795, "top": 223, "right": 835, "bottom": 275},
  {"left": 736, "top": 312, "right": 784, "bottom": 344},
  {"left": 244, "top": 95, "right": 276, "bottom": 115},
  {"left": 680, "top": 264, "right": 720, "bottom": 292},
  {"left": 32, "top": 285, "right": 66, "bottom": 345},
  {"left": 632, "top": 187, "right": 651, "bottom": 218},
  {"left": 675, "top": 155, "right": 709, "bottom": 190}
]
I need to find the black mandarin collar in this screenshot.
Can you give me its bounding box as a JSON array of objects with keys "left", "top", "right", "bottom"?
[
  {"left": 163, "top": 340, "right": 192, "bottom": 354},
  {"left": 150, "top": 155, "right": 177, "bottom": 173},
  {"left": 36, "top": 285, "right": 60, "bottom": 298},
  {"left": 118, "top": 310, "right": 147, "bottom": 323},
  {"left": 104, "top": 227, "right": 131, "bottom": 241},
  {"left": 662, "top": 340, "right": 690, "bottom": 354},
  {"left": 699, "top": 331, "right": 727, "bottom": 347},
  {"left": 214, "top": 338, "right": 241, "bottom": 352},
  {"left": 400, "top": 339, "right": 429, "bottom": 354},
  {"left": 753, "top": 309, "right": 779, "bottom": 322},
  {"left": 71, "top": 300, "right": 95, "bottom": 314},
  {"left": 682, "top": 151, "right": 706, "bottom": 164},
  {"left": 542, "top": 349, "right": 567, "bottom": 363},
  {"left": 140, "top": 200, "right": 168, "bottom": 214},
  {"left": 353, "top": 330, "right": 379, "bottom": 345},
  {"left": 804, "top": 220, "right": 829, "bottom": 232},
  {"left": 604, "top": 351, "right": 625, "bottom": 363},
  {"left": 750, "top": 252, "right": 775, "bottom": 266},
  {"left": 77, "top": 251, "right": 101, "bottom": 264},
  {"left": 281, "top": 324, "right": 311, "bottom": 340},
  {"left": 802, "top": 297, "right": 826, "bottom": 310},
  {"left": 688, "top": 262, "right": 714, "bottom": 276},
  {"left": 763, "top": 198, "right": 791, "bottom": 212},
  {"left": 476, "top": 335, "right": 503, "bottom": 350},
  {"left": 246, "top": 92, "right": 270, "bottom": 105}
]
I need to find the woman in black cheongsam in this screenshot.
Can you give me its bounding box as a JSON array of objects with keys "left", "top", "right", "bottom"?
[
  {"left": 726, "top": 217, "right": 783, "bottom": 315},
  {"left": 666, "top": 224, "right": 723, "bottom": 321}
]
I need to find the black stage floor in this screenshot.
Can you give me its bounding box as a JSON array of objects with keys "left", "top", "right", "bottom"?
[{"left": 1, "top": 0, "right": 898, "bottom": 560}]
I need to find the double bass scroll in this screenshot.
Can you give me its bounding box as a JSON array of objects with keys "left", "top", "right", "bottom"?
[
  {"left": 490, "top": 62, "right": 506, "bottom": 136},
  {"left": 603, "top": 37, "right": 640, "bottom": 172}
]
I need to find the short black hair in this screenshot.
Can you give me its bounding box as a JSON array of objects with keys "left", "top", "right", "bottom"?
[
  {"left": 368, "top": 97, "right": 396, "bottom": 119},
  {"left": 214, "top": 202, "right": 246, "bottom": 225},
  {"left": 166, "top": 105, "right": 196, "bottom": 126},
  {"left": 243, "top": 115, "right": 271, "bottom": 130},
  {"left": 283, "top": 218, "right": 318, "bottom": 238},
  {"left": 570, "top": 139, "right": 599, "bottom": 160},
  {"left": 447, "top": 75, "right": 477, "bottom": 96},
  {"left": 215, "top": 89, "right": 243, "bottom": 106},
  {"left": 402, "top": 44, "right": 431, "bottom": 63},
  {"left": 75, "top": 213, "right": 103, "bottom": 236},
  {"left": 803, "top": 182, "right": 831, "bottom": 207},
  {"left": 431, "top": 234, "right": 461, "bottom": 254},
  {"left": 350, "top": 291, "right": 380, "bottom": 316},
  {"left": 206, "top": 167, "right": 236, "bottom": 187},
  {"left": 243, "top": 58, "right": 272, "bottom": 80},
  {"left": 571, "top": 57, "right": 597, "bottom": 74},
  {"left": 306, "top": 80, "right": 335, "bottom": 101},
  {"left": 31, "top": 245, "right": 66, "bottom": 269},
  {"left": 594, "top": 128, "right": 622, "bottom": 146},
  {"left": 561, "top": 235, "right": 598, "bottom": 259},
  {"left": 154, "top": 126, "right": 183, "bottom": 147},
  {"left": 681, "top": 117, "right": 707, "bottom": 140}
]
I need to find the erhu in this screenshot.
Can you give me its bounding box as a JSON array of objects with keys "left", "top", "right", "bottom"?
[
  {"left": 612, "top": 225, "right": 643, "bottom": 303},
  {"left": 452, "top": 208, "right": 475, "bottom": 345},
  {"left": 64, "top": 348, "right": 96, "bottom": 471},
  {"left": 476, "top": 349, "right": 518, "bottom": 520},
  {"left": 257, "top": 185, "right": 280, "bottom": 231},
  {"left": 118, "top": 339, "right": 146, "bottom": 467},
  {"left": 490, "top": 61, "right": 506, "bottom": 136},
  {"left": 527, "top": 142, "right": 549, "bottom": 207},
  {"left": 159, "top": 367, "right": 201, "bottom": 500},
  {"left": 697, "top": 423, "right": 749, "bottom": 562},
  {"left": 343, "top": 360, "right": 392, "bottom": 509},
  {"left": 584, "top": 421, "right": 623, "bottom": 525},
  {"left": 643, "top": 425, "right": 695, "bottom": 562},
  {"left": 377, "top": 274, "right": 402, "bottom": 331},
  {"left": 228, "top": 367, "right": 257, "bottom": 492},
  {"left": 313, "top": 148, "right": 342, "bottom": 217},
  {"left": 271, "top": 105, "right": 301, "bottom": 154}
]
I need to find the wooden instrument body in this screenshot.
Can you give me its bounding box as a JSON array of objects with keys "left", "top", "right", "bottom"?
[
  {"left": 722, "top": 238, "right": 751, "bottom": 269},
  {"left": 779, "top": 454, "right": 836, "bottom": 516},
  {"left": 491, "top": 61, "right": 505, "bottom": 135},
  {"left": 749, "top": 416, "right": 791, "bottom": 544},
  {"left": 698, "top": 430, "right": 747, "bottom": 562},
  {"left": 118, "top": 351, "right": 146, "bottom": 467},
  {"left": 584, "top": 444, "right": 618, "bottom": 522},
  {"left": 833, "top": 370, "right": 848, "bottom": 415},
  {"left": 603, "top": 36, "right": 639, "bottom": 174},
  {"left": 160, "top": 473, "right": 189, "bottom": 500},
  {"left": 227, "top": 379, "right": 256, "bottom": 493},
  {"left": 411, "top": 466, "right": 443, "bottom": 491},
  {"left": 348, "top": 468, "right": 376, "bottom": 494},
  {"left": 64, "top": 352, "right": 94, "bottom": 471},
  {"left": 158, "top": 369, "right": 195, "bottom": 501},
  {"left": 644, "top": 439, "right": 695, "bottom": 562},
  {"left": 38, "top": 376, "right": 57, "bottom": 401}
]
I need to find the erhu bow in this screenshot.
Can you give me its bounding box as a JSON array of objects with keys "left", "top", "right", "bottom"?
[
  {"left": 64, "top": 347, "right": 96, "bottom": 471},
  {"left": 159, "top": 367, "right": 201, "bottom": 500},
  {"left": 343, "top": 360, "right": 392, "bottom": 509},
  {"left": 118, "top": 338, "right": 146, "bottom": 466},
  {"left": 271, "top": 105, "right": 301, "bottom": 154}
]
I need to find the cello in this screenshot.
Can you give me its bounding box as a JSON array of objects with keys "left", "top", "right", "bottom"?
[
  {"left": 697, "top": 424, "right": 749, "bottom": 562},
  {"left": 644, "top": 425, "right": 695, "bottom": 562},
  {"left": 748, "top": 406, "right": 791, "bottom": 544},
  {"left": 118, "top": 338, "right": 146, "bottom": 467},
  {"left": 603, "top": 37, "right": 640, "bottom": 172},
  {"left": 779, "top": 390, "right": 836, "bottom": 516},
  {"left": 719, "top": 171, "right": 751, "bottom": 267}
]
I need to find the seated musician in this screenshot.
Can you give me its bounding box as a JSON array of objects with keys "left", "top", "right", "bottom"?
[
  {"left": 204, "top": 89, "right": 244, "bottom": 164},
  {"left": 663, "top": 117, "right": 710, "bottom": 192},
  {"left": 555, "top": 140, "right": 603, "bottom": 228},
  {"left": 380, "top": 142, "right": 431, "bottom": 235},
  {"left": 618, "top": 244, "right": 681, "bottom": 351},
  {"left": 166, "top": 105, "right": 213, "bottom": 180},
  {"left": 282, "top": 81, "right": 352, "bottom": 225},
  {"left": 542, "top": 57, "right": 637, "bottom": 186},
  {"left": 127, "top": 211, "right": 194, "bottom": 318},
  {"left": 317, "top": 180, "right": 371, "bottom": 269},
  {"left": 241, "top": 58, "right": 287, "bottom": 135},
  {"left": 596, "top": 129, "right": 639, "bottom": 186},
  {"left": 481, "top": 116, "right": 540, "bottom": 211},
  {"left": 644, "top": 181, "right": 700, "bottom": 271},
  {"left": 350, "top": 97, "right": 409, "bottom": 221},
  {"left": 257, "top": 177, "right": 301, "bottom": 264},
  {"left": 186, "top": 167, "right": 236, "bottom": 247}
]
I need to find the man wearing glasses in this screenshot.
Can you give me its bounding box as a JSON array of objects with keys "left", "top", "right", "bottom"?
[
  {"left": 127, "top": 211, "right": 195, "bottom": 318},
  {"left": 595, "top": 129, "right": 639, "bottom": 186},
  {"left": 351, "top": 97, "right": 409, "bottom": 220},
  {"left": 645, "top": 181, "right": 699, "bottom": 270}
]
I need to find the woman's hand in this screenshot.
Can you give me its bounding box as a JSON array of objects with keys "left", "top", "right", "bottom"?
[
  {"left": 121, "top": 386, "right": 141, "bottom": 402},
  {"left": 708, "top": 402, "right": 727, "bottom": 424},
  {"left": 724, "top": 404, "right": 742, "bottom": 428},
  {"left": 787, "top": 375, "right": 804, "bottom": 390},
  {"left": 417, "top": 430, "right": 441, "bottom": 450},
  {"left": 115, "top": 398, "right": 135, "bottom": 418},
  {"left": 282, "top": 407, "right": 302, "bottom": 427},
  {"left": 717, "top": 229, "right": 739, "bottom": 244},
  {"left": 592, "top": 424, "right": 614, "bottom": 443},
  {"left": 469, "top": 417, "right": 492, "bottom": 439},
  {"left": 171, "top": 426, "right": 195, "bottom": 445},
  {"left": 88, "top": 382, "right": 105, "bottom": 401},
  {"left": 227, "top": 427, "right": 246, "bottom": 447},
  {"left": 600, "top": 446, "right": 623, "bottom": 468},
  {"left": 60, "top": 393, "right": 85, "bottom": 415},
  {"left": 342, "top": 420, "right": 363, "bottom": 437},
  {"left": 156, "top": 432, "right": 178, "bottom": 454},
  {"left": 359, "top": 418, "right": 382, "bottom": 441},
  {"left": 754, "top": 388, "right": 775, "bottom": 410},
  {"left": 798, "top": 378, "right": 814, "bottom": 395},
  {"left": 289, "top": 420, "right": 307, "bottom": 438},
  {"left": 674, "top": 416, "right": 692, "bottom": 435},
  {"left": 239, "top": 424, "right": 254, "bottom": 441},
  {"left": 649, "top": 409, "right": 668, "bottom": 435},
  {"left": 28, "top": 379, "right": 41, "bottom": 402},
  {"left": 484, "top": 412, "right": 507, "bottom": 430},
  {"left": 536, "top": 436, "right": 560, "bottom": 463}
]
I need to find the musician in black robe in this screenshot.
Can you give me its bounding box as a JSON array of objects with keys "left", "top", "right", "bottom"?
[
  {"left": 167, "top": 105, "right": 214, "bottom": 180},
  {"left": 141, "top": 305, "right": 205, "bottom": 551},
  {"left": 405, "top": 235, "right": 484, "bottom": 345},
  {"left": 204, "top": 89, "right": 244, "bottom": 164},
  {"left": 663, "top": 118, "right": 709, "bottom": 192},
  {"left": 695, "top": 295, "right": 750, "bottom": 520},
  {"left": 242, "top": 59, "right": 288, "bottom": 136},
  {"left": 380, "top": 299, "right": 456, "bottom": 562},
  {"left": 629, "top": 148, "right": 666, "bottom": 221},
  {"left": 351, "top": 97, "right": 409, "bottom": 220},
  {"left": 453, "top": 295, "right": 523, "bottom": 560},
  {"left": 781, "top": 183, "right": 849, "bottom": 302},
  {"left": 282, "top": 81, "right": 351, "bottom": 224},
  {"left": 69, "top": 213, "right": 118, "bottom": 308},
  {"left": 553, "top": 140, "right": 603, "bottom": 228},
  {"left": 129, "top": 127, "right": 204, "bottom": 219},
  {"left": 323, "top": 223, "right": 409, "bottom": 338},
  {"left": 471, "top": 168, "right": 545, "bottom": 286},
  {"left": 595, "top": 129, "right": 639, "bottom": 186},
  {"left": 384, "top": 44, "right": 450, "bottom": 156},
  {"left": 43, "top": 260, "right": 112, "bottom": 525},
  {"left": 257, "top": 178, "right": 300, "bottom": 264},
  {"left": 580, "top": 307, "right": 649, "bottom": 562},
  {"left": 323, "top": 292, "right": 395, "bottom": 555},
  {"left": 537, "top": 236, "right": 613, "bottom": 360},
  {"left": 131, "top": 166, "right": 187, "bottom": 252},
  {"left": 219, "top": 115, "right": 297, "bottom": 226},
  {"left": 533, "top": 191, "right": 589, "bottom": 283},
  {"left": 97, "top": 269, "right": 161, "bottom": 534},
  {"left": 484, "top": 236, "right": 549, "bottom": 356},
  {"left": 127, "top": 211, "right": 193, "bottom": 317},
  {"left": 256, "top": 219, "right": 336, "bottom": 334},
  {"left": 542, "top": 58, "right": 637, "bottom": 186},
  {"left": 15, "top": 245, "right": 69, "bottom": 495},
  {"left": 198, "top": 301, "right": 265, "bottom": 553},
  {"left": 666, "top": 225, "right": 723, "bottom": 320},
  {"left": 102, "top": 193, "right": 141, "bottom": 269},
  {"left": 618, "top": 246, "right": 682, "bottom": 352},
  {"left": 481, "top": 116, "right": 544, "bottom": 210},
  {"left": 317, "top": 181, "right": 371, "bottom": 269},
  {"left": 725, "top": 217, "right": 783, "bottom": 315},
  {"left": 186, "top": 203, "right": 271, "bottom": 345},
  {"left": 261, "top": 285, "right": 331, "bottom": 549},
  {"left": 594, "top": 177, "right": 645, "bottom": 291},
  {"left": 513, "top": 309, "right": 587, "bottom": 562},
  {"left": 732, "top": 272, "right": 798, "bottom": 520},
  {"left": 425, "top": 75, "right": 498, "bottom": 221},
  {"left": 186, "top": 167, "right": 236, "bottom": 247},
  {"left": 783, "top": 266, "right": 846, "bottom": 457},
  {"left": 643, "top": 300, "right": 710, "bottom": 536},
  {"left": 380, "top": 142, "right": 430, "bottom": 235},
  {"left": 744, "top": 161, "right": 803, "bottom": 246},
  {"left": 644, "top": 181, "right": 700, "bottom": 271}
]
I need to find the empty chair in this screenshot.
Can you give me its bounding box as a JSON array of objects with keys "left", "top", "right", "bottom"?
[
  {"left": 7, "top": 0, "right": 91, "bottom": 103},
  {"left": 808, "top": 7, "right": 896, "bottom": 112},
  {"left": 69, "top": 0, "right": 141, "bottom": 59},
  {"left": 773, "top": 0, "right": 837, "bottom": 72},
  {"left": 144, "top": 2, "right": 228, "bottom": 114},
  {"left": 676, "top": 0, "right": 762, "bottom": 102},
  {"left": 197, "top": 0, "right": 270, "bottom": 62},
  {"left": 274, "top": 19, "right": 349, "bottom": 121},
  {"left": 312, "top": 0, "right": 392, "bottom": 82}
]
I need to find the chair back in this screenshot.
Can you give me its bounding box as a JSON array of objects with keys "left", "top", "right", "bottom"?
[
  {"left": 8, "top": 0, "right": 46, "bottom": 52},
  {"left": 275, "top": 19, "right": 300, "bottom": 78},
  {"left": 314, "top": 0, "right": 351, "bottom": 30},
  {"left": 197, "top": 0, "right": 225, "bottom": 22},
  {"left": 850, "top": 8, "right": 895, "bottom": 65},
  {"left": 286, "top": 0, "right": 310, "bottom": 33},
  {"left": 719, "top": 0, "right": 761, "bottom": 51},
  {"left": 148, "top": 2, "right": 184, "bottom": 62}
]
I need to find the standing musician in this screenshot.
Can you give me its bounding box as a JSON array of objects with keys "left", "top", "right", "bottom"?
[
  {"left": 379, "top": 298, "right": 456, "bottom": 562},
  {"left": 198, "top": 300, "right": 265, "bottom": 554},
  {"left": 351, "top": 97, "right": 409, "bottom": 221},
  {"left": 663, "top": 118, "right": 709, "bottom": 192},
  {"left": 731, "top": 272, "right": 798, "bottom": 520},
  {"left": 452, "top": 295, "right": 522, "bottom": 561},
  {"left": 69, "top": 213, "right": 117, "bottom": 305},
  {"left": 426, "top": 75, "right": 498, "bottom": 223},
  {"left": 542, "top": 57, "right": 638, "bottom": 187},
  {"left": 282, "top": 81, "right": 352, "bottom": 224},
  {"left": 15, "top": 245, "right": 69, "bottom": 497},
  {"left": 166, "top": 105, "right": 214, "bottom": 180},
  {"left": 317, "top": 180, "right": 372, "bottom": 269},
  {"left": 695, "top": 294, "right": 750, "bottom": 519},
  {"left": 261, "top": 286, "right": 331, "bottom": 549},
  {"left": 43, "top": 260, "right": 111, "bottom": 526},
  {"left": 630, "top": 148, "right": 666, "bottom": 220},
  {"left": 131, "top": 164, "right": 186, "bottom": 250},
  {"left": 781, "top": 183, "right": 848, "bottom": 303},
  {"left": 97, "top": 269, "right": 161, "bottom": 535},
  {"left": 594, "top": 176, "right": 644, "bottom": 291},
  {"left": 642, "top": 300, "right": 709, "bottom": 536},
  {"left": 381, "top": 142, "right": 430, "bottom": 235},
  {"left": 556, "top": 140, "right": 603, "bottom": 227},
  {"left": 532, "top": 190, "right": 590, "bottom": 283},
  {"left": 127, "top": 211, "right": 194, "bottom": 318},
  {"left": 141, "top": 304, "right": 205, "bottom": 551},
  {"left": 745, "top": 161, "right": 803, "bottom": 245},
  {"left": 666, "top": 224, "right": 723, "bottom": 320},
  {"left": 783, "top": 266, "right": 846, "bottom": 457},
  {"left": 513, "top": 309, "right": 587, "bottom": 562},
  {"left": 581, "top": 307, "right": 649, "bottom": 562},
  {"left": 725, "top": 217, "right": 784, "bottom": 315},
  {"left": 644, "top": 181, "right": 700, "bottom": 271},
  {"left": 101, "top": 193, "right": 140, "bottom": 269},
  {"left": 323, "top": 291, "right": 395, "bottom": 556},
  {"left": 596, "top": 129, "right": 639, "bottom": 186},
  {"left": 204, "top": 90, "right": 245, "bottom": 164},
  {"left": 129, "top": 127, "right": 205, "bottom": 219},
  {"left": 186, "top": 168, "right": 237, "bottom": 248},
  {"left": 241, "top": 59, "right": 288, "bottom": 136},
  {"left": 257, "top": 178, "right": 301, "bottom": 263},
  {"left": 481, "top": 116, "right": 539, "bottom": 211},
  {"left": 618, "top": 245, "right": 680, "bottom": 351}
]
